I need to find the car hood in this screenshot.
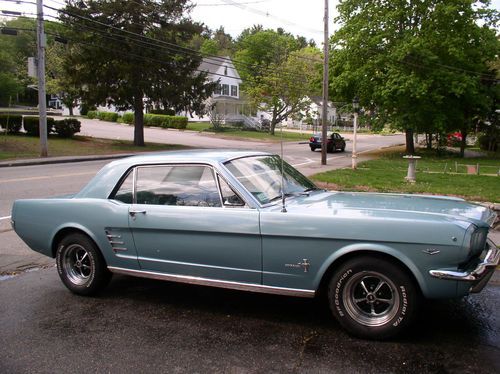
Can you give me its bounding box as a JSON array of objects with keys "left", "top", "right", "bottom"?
[{"left": 280, "top": 191, "right": 496, "bottom": 228}]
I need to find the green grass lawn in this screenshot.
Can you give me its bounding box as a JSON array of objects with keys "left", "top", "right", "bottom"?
[
  {"left": 311, "top": 148, "right": 500, "bottom": 202},
  {"left": 0, "top": 134, "right": 188, "bottom": 160}
]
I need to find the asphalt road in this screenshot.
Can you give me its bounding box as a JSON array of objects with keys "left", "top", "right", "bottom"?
[{"left": 0, "top": 267, "right": 499, "bottom": 373}]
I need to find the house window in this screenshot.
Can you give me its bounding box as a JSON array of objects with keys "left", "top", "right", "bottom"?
[
  {"left": 231, "top": 85, "right": 238, "bottom": 97},
  {"left": 222, "top": 84, "right": 229, "bottom": 96},
  {"left": 214, "top": 84, "right": 222, "bottom": 95}
]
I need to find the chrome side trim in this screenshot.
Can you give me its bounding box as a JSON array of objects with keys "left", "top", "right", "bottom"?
[
  {"left": 429, "top": 241, "right": 499, "bottom": 293},
  {"left": 137, "top": 256, "right": 261, "bottom": 274},
  {"left": 108, "top": 266, "right": 316, "bottom": 298}
]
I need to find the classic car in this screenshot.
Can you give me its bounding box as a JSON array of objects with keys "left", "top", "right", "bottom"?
[
  {"left": 11, "top": 150, "right": 499, "bottom": 339},
  {"left": 309, "top": 132, "right": 346, "bottom": 152}
]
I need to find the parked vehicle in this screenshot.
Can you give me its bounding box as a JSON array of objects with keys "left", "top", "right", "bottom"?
[
  {"left": 309, "top": 132, "right": 346, "bottom": 152},
  {"left": 11, "top": 150, "right": 498, "bottom": 339}
]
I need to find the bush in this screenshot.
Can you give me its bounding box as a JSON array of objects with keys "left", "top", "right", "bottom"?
[
  {"left": 87, "top": 110, "right": 98, "bottom": 119},
  {"left": 122, "top": 112, "right": 134, "bottom": 124},
  {"left": 0, "top": 114, "right": 23, "bottom": 134},
  {"left": 54, "top": 118, "right": 81, "bottom": 138},
  {"left": 97, "top": 111, "right": 119, "bottom": 122},
  {"left": 143, "top": 114, "right": 187, "bottom": 129},
  {"left": 23, "top": 116, "right": 55, "bottom": 136},
  {"left": 478, "top": 133, "right": 499, "bottom": 152},
  {"left": 150, "top": 108, "right": 175, "bottom": 115}
]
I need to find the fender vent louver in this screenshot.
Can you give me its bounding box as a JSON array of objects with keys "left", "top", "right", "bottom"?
[{"left": 105, "top": 229, "right": 127, "bottom": 253}]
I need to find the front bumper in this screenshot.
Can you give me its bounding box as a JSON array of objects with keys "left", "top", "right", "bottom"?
[{"left": 429, "top": 239, "right": 500, "bottom": 293}]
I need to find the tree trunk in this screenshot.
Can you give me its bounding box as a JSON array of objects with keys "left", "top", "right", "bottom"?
[
  {"left": 69, "top": 106, "right": 74, "bottom": 116},
  {"left": 134, "top": 96, "right": 145, "bottom": 146},
  {"left": 405, "top": 128, "right": 415, "bottom": 155},
  {"left": 270, "top": 108, "right": 278, "bottom": 135},
  {"left": 459, "top": 127, "right": 467, "bottom": 158},
  {"left": 426, "top": 133, "right": 432, "bottom": 150}
]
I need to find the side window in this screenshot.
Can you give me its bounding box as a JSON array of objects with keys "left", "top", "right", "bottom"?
[
  {"left": 218, "top": 175, "right": 246, "bottom": 207},
  {"left": 136, "top": 165, "right": 222, "bottom": 207},
  {"left": 113, "top": 170, "right": 134, "bottom": 204}
]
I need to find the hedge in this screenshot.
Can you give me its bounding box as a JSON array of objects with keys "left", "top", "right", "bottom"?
[
  {"left": 144, "top": 114, "right": 187, "bottom": 129},
  {"left": 54, "top": 118, "right": 81, "bottom": 138},
  {"left": 97, "top": 111, "right": 119, "bottom": 122},
  {"left": 86, "top": 110, "right": 98, "bottom": 119},
  {"left": 122, "top": 112, "right": 134, "bottom": 124},
  {"left": 23, "top": 116, "right": 55, "bottom": 136},
  {"left": 0, "top": 114, "right": 23, "bottom": 134}
]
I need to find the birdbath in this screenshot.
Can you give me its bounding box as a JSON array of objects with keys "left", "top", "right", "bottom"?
[{"left": 403, "top": 155, "right": 421, "bottom": 183}]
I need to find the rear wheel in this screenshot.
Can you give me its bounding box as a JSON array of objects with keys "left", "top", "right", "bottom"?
[
  {"left": 310, "top": 146, "right": 316, "bottom": 151},
  {"left": 327, "top": 256, "right": 419, "bottom": 340},
  {"left": 56, "top": 233, "right": 111, "bottom": 296}
]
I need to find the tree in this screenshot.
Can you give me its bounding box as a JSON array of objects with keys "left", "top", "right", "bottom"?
[
  {"left": 234, "top": 29, "right": 321, "bottom": 134},
  {"left": 243, "top": 48, "right": 322, "bottom": 135},
  {"left": 330, "top": 0, "right": 499, "bottom": 155},
  {"left": 60, "top": 0, "right": 215, "bottom": 146}
]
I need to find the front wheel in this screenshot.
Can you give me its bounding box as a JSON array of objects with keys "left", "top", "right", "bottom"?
[
  {"left": 327, "top": 256, "right": 419, "bottom": 340},
  {"left": 56, "top": 233, "right": 112, "bottom": 296}
]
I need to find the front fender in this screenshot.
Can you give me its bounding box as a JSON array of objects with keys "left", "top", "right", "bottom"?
[{"left": 313, "top": 243, "right": 429, "bottom": 297}]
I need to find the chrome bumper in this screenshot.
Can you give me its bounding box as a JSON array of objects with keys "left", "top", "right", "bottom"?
[{"left": 429, "top": 239, "right": 500, "bottom": 293}]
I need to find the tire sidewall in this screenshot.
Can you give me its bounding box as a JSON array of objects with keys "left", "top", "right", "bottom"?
[
  {"left": 56, "top": 233, "right": 108, "bottom": 295},
  {"left": 328, "top": 257, "right": 417, "bottom": 339}
]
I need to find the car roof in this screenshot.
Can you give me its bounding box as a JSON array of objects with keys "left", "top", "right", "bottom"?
[
  {"left": 108, "top": 149, "right": 272, "bottom": 167},
  {"left": 76, "top": 149, "right": 273, "bottom": 199}
]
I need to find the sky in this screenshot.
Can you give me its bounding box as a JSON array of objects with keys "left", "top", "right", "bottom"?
[{"left": 0, "top": 0, "right": 498, "bottom": 46}]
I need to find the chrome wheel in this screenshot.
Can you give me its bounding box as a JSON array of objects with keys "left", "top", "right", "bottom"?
[
  {"left": 62, "top": 244, "right": 93, "bottom": 286},
  {"left": 343, "top": 271, "right": 399, "bottom": 327}
]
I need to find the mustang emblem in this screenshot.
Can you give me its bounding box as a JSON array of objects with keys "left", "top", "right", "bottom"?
[
  {"left": 422, "top": 249, "right": 440, "bottom": 255},
  {"left": 285, "top": 259, "right": 310, "bottom": 273}
]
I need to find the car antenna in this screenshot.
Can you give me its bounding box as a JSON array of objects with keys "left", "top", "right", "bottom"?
[{"left": 280, "top": 121, "right": 287, "bottom": 213}]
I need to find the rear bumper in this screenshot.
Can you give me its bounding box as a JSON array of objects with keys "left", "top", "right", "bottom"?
[{"left": 429, "top": 239, "right": 499, "bottom": 293}]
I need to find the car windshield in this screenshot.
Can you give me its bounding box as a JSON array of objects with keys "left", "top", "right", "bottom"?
[{"left": 224, "top": 155, "right": 318, "bottom": 205}]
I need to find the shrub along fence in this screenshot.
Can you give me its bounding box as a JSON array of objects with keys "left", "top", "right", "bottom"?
[{"left": 0, "top": 114, "right": 23, "bottom": 134}]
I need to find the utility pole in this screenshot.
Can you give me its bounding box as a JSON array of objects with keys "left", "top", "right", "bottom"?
[
  {"left": 321, "top": 0, "right": 329, "bottom": 165},
  {"left": 36, "top": 0, "right": 48, "bottom": 157}
]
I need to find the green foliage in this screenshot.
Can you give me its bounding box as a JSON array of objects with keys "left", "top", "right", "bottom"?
[
  {"left": 330, "top": 0, "right": 499, "bottom": 155},
  {"left": 122, "top": 113, "right": 134, "bottom": 124},
  {"left": 234, "top": 29, "right": 322, "bottom": 134},
  {"left": 478, "top": 134, "right": 499, "bottom": 152},
  {"left": 86, "top": 110, "right": 98, "bottom": 119},
  {"left": 143, "top": 114, "right": 187, "bottom": 129},
  {"left": 54, "top": 118, "right": 81, "bottom": 138},
  {"left": 97, "top": 111, "right": 120, "bottom": 122},
  {"left": 61, "top": 0, "right": 215, "bottom": 146},
  {"left": 0, "top": 114, "right": 23, "bottom": 133},
  {"left": 23, "top": 116, "right": 55, "bottom": 136}
]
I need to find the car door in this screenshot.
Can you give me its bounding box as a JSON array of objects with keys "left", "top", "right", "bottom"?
[{"left": 124, "top": 164, "right": 261, "bottom": 283}]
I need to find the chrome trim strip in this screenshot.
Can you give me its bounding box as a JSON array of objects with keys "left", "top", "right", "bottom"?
[
  {"left": 108, "top": 266, "right": 316, "bottom": 298},
  {"left": 138, "top": 256, "right": 261, "bottom": 274},
  {"left": 115, "top": 254, "right": 139, "bottom": 260},
  {"left": 109, "top": 241, "right": 125, "bottom": 245},
  {"left": 429, "top": 242, "right": 499, "bottom": 290},
  {"left": 112, "top": 247, "right": 128, "bottom": 252}
]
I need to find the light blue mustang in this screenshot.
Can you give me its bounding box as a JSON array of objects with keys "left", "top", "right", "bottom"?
[{"left": 11, "top": 150, "right": 499, "bottom": 339}]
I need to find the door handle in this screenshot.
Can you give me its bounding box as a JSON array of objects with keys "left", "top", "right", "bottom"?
[{"left": 129, "top": 210, "right": 147, "bottom": 218}]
